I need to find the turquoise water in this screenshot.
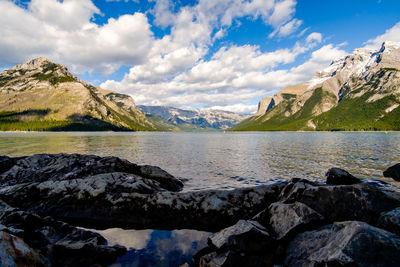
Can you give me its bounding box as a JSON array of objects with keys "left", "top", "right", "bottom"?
[{"left": 1, "top": 131, "right": 399, "bottom": 190}]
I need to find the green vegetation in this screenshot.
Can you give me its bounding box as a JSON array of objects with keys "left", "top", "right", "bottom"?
[
  {"left": 282, "top": 93, "right": 296, "bottom": 100},
  {"left": 105, "top": 92, "right": 130, "bottom": 99},
  {"left": 382, "top": 68, "right": 398, "bottom": 72},
  {"left": 33, "top": 72, "right": 75, "bottom": 85}
]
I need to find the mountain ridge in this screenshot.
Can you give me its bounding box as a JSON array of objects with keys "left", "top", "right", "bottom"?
[{"left": 233, "top": 41, "right": 400, "bottom": 131}]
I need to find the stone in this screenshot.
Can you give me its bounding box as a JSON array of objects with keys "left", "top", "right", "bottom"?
[
  {"left": 280, "top": 179, "right": 400, "bottom": 226},
  {"left": 268, "top": 201, "right": 325, "bottom": 241},
  {"left": 198, "top": 250, "right": 273, "bottom": 267},
  {"left": 378, "top": 207, "right": 400, "bottom": 236},
  {"left": 0, "top": 200, "right": 126, "bottom": 266},
  {"left": 0, "top": 154, "right": 286, "bottom": 231},
  {"left": 0, "top": 230, "right": 48, "bottom": 267},
  {"left": 325, "top": 167, "right": 361, "bottom": 185},
  {"left": 208, "top": 220, "right": 274, "bottom": 253},
  {"left": 285, "top": 221, "right": 400, "bottom": 267},
  {"left": 383, "top": 163, "right": 400, "bottom": 181}
]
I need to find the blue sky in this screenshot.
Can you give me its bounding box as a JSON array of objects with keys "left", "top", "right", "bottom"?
[{"left": 1, "top": 0, "right": 400, "bottom": 113}]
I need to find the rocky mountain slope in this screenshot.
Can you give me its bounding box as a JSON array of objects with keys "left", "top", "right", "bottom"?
[
  {"left": 139, "top": 105, "right": 249, "bottom": 130},
  {"left": 233, "top": 41, "right": 400, "bottom": 131},
  {"left": 0, "top": 58, "right": 159, "bottom": 131}
]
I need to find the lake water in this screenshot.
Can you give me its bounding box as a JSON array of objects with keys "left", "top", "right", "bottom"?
[
  {"left": 1, "top": 131, "right": 400, "bottom": 190},
  {"left": 1, "top": 131, "right": 400, "bottom": 266}
]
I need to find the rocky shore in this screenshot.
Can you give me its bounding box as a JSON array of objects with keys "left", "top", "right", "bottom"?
[{"left": 0, "top": 153, "right": 400, "bottom": 266}]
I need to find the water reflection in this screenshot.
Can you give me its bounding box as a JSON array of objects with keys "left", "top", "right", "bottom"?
[
  {"left": 93, "top": 228, "right": 210, "bottom": 267},
  {"left": 0, "top": 132, "right": 399, "bottom": 190}
]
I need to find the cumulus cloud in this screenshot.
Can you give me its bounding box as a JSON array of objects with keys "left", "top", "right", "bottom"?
[
  {"left": 0, "top": 0, "right": 153, "bottom": 73},
  {"left": 364, "top": 21, "right": 400, "bottom": 48}
]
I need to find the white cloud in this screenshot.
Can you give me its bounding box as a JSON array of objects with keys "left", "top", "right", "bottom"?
[
  {"left": 364, "top": 21, "right": 400, "bottom": 48},
  {"left": 269, "top": 18, "right": 302, "bottom": 38},
  {"left": 306, "top": 32, "right": 322, "bottom": 43}
]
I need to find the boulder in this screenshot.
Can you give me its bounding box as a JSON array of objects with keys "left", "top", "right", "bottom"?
[
  {"left": 0, "top": 154, "right": 286, "bottom": 231},
  {"left": 0, "top": 230, "right": 47, "bottom": 267},
  {"left": 285, "top": 221, "right": 400, "bottom": 267},
  {"left": 280, "top": 179, "right": 400, "bottom": 226},
  {"left": 378, "top": 207, "right": 400, "bottom": 236},
  {"left": 325, "top": 167, "right": 361, "bottom": 185},
  {"left": 383, "top": 163, "right": 400, "bottom": 181},
  {"left": 198, "top": 250, "right": 273, "bottom": 267},
  {"left": 268, "top": 202, "right": 325, "bottom": 240},
  {"left": 0, "top": 200, "right": 126, "bottom": 266}
]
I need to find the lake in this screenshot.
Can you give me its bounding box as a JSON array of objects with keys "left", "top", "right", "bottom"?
[
  {"left": 1, "top": 131, "right": 399, "bottom": 190},
  {"left": 1, "top": 131, "right": 400, "bottom": 266}
]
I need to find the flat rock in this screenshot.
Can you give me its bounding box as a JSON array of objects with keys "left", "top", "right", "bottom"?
[
  {"left": 208, "top": 220, "right": 274, "bottom": 253},
  {"left": 285, "top": 221, "right": 400, "bottom": 267},
  {"left": 0, "top": 154, "right": 286, "bottom": 231},
  {"left": 0, "top": 200, "right": 126, "bottom": 266},
  {"left": 383, "top": 163, "right": 400, "bottom": 181},
  {"left": 378, "top": 207, "right": 400, "bottom": 236},
  {"left": 268, "top": 201, "right": 325, "bottom": 240},
  {"left": 325, "top": 167, "right": 361, "bottom": 185},
  {"left": 280, "top": 179, "right": 400, "bottom": 225}
]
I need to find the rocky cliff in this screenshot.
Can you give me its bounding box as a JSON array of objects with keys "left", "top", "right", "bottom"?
[
  {"left": 234, "top": 41, "right": 400, "bottom": 131},
  {"left": 0, "top": 58, "right": 159, "bottom": 131}
]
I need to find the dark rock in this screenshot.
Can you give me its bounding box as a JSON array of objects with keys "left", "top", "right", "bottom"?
[
  {"left": 325, "top": 167, "right": 361, "bottom": 185},
  {"left": 0, "top": 155, "right": 25, "bottom": 175},
  {"left": 268, "top": 201, "right": 325, "bottom": 241},
  {"left": 285, "top": 221, "right": 400, "bottom": 267},
  {"left": 0, "top": 200, "right": 126, "bottom": 266},
  {"left": 383, "top": 163, "right": 400, "bottom": 181},
  {"left": 199, "top": 250, "right": 273, "bottom": 267},
  {"left": 0, "top": 153, "right": 183, "bottom": 191},
  {"left": 0, "top": 155, "right": 286, "bottom": 230},
  {"left": 0, "top": 230, "right": 48, "bottom": 267},
  {"left": 208, "top": 220, "right": 274, "bottom": 253},
  {"left": 378, "top": 207, "right": 400, "bottom": 236},
  {"left": 252, "top": 208, "right": 269, "bottom": 227},
  {"left": 280, "top": 179, "right": 400, "bottom": 226}
]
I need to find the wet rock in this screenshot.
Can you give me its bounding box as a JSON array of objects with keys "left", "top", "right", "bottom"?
[
  {"left": 378, "top": 207, "right": 400, "bottom": 236},
  {"left": 0, "top": 230, "right": 47, "bottom": 267},
  {"left": 268, "top": 202, "right": 325, "bottom": 241},
  {"left": 208, "top": 220, "right": 274, "bottom": 253},
  {"left": 280, "top": 179, "right": 400, "bottom": 225},
  {"left": 285, "top": 221, "right": 400, "bottom": 267},
  {"left": 0, "top": 153, "right": 183, "bottom": 191},
  {"left": 325, "top": 167, "right": 361, "bottom": 185},
  {"left": 0, "top": 200, "right": 126, "bottom": 266},
  {"left": 383, "top": 163, "right": 400, "bottom": 181}
]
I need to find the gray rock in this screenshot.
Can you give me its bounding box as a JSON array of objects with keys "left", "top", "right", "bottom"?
[
  {"left": 0, "top": 154, "right": 286, "bottom": 231},
  {"left": 199, "top": 250, "right": 273, "bottom": 267},
  {"left": 268, "top": 202, "right": 325, "bottom": 240},
  {"left": 378, "top": 207, "right": 400, "bottom": 236},
  {"left": 325, "top": 167, "right": 361, "bottom": 185},
  {"left": 0, "top": 230, "right": 48, "bottom": 267},
  {"left": 280, "top": 179, "right": 400, "bottom": 226},
  {"left": 208, "top": 220, "right": 274, "bottom": 253},
  {"left": 285, "top": 221, "right": 400, "bottom": 267},
  {"left": 383, "top": 163, "right": 400, "bottom": 181},
  {"left": 0, "top": 200, "right": 126, "bottom": 266}
]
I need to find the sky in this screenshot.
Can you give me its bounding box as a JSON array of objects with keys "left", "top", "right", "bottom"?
[{"left": 1, "top": 0, "right": 400, "bottom": 114}]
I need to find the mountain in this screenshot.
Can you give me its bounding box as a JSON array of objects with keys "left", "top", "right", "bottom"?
[
  {"left": 138, "top": 105, "right": 249, "bottom": 130},
  {"left": 0, "top": 58, "right": 160, "bottom": 131},
  {"left": 233, "top": 41, "right": 400, "bottom": 131}
]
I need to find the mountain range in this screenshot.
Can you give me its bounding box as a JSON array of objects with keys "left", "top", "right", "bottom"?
[
  {"left": 233, "top": 41, "right": 400, "bottom": 131},
  {"left": 138, "top": 105, "right": 248, "bottom": 130}
]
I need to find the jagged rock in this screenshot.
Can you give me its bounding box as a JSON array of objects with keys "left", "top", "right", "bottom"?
[
  {"left": 325, "top": 167, "right": 361, "bottom": 185},
  {"left": 0, "top": 200, "right": 126, "bottom": 266},
  {"left": 268, "top": 202, "right": 325, "bottom": 241},
  {"left": 208, "top": 220, "right": 274, "bottom": 253},
  {"left": 378, "top": 207, "right": 400, "bottom": 236},
  {"left": 383, "top": 163, "right": 400, "bottom": 181},
  {"left": 0, "top": 230, "right": 48, "bottom": 267},
  {"left": 0, "top": 155, "right": 25, "bottom": 175},
  {"left": 280, "top": 179, "right": 400, "bottom": 226},
  {"left": 285, "top": 221, "right": 400, "bottom": 266},
  {"left": 0, "top": 153, "right": 285, "bottom": 231}
]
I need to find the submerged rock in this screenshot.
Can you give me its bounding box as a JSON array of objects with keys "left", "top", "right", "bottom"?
[
  {"left": 279, "top": 178, "right": 400, "bottom": 226},
  {"left": 268, "top": 202, "right": 325, "bottom": 241},
  {"left": 0, "top": 200, "right": 126, "bottom": 266},
  {"left": 325, "top": 167, "right": 361, "bottom": 185},
  {"left": 383, "top": 163, "right": 400, "bottom": 181},
  {"left": 285, "top": 221, "right": 400, "bottom": 267},
  {"left": 0, "top": 153, "right": 285, "bottom": 231}
]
